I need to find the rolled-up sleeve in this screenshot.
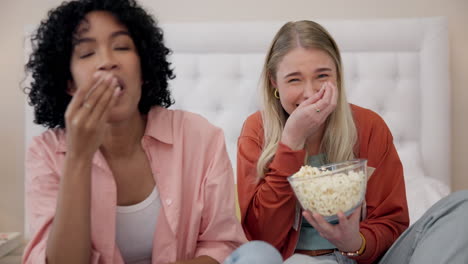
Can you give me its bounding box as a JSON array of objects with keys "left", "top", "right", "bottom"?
[
  {"left": 194, "top": 129, "right": 248, "bottom": 263},
  {"left": 237, "top": 113, "right": 305, "bottom": 257},
  {"left": 22, "top": 135, "right": 101, "bottom": 264}
]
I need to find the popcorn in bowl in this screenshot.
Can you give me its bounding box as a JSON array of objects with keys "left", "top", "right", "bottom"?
[{"left": 288, "top": 159, "right": 368, "bottom": 221}]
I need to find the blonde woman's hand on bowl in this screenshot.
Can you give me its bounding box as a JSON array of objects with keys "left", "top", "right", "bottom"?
[
  {"left": 281, "top": 81, "right": 338, "bottom": 150},
  {"left": 303, "top": 205, "right": 363, "bottom": 253}
]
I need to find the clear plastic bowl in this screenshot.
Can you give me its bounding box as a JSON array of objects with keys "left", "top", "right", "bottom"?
[{"left": 288, "top": 159, "right": 368, "bottom": 222}]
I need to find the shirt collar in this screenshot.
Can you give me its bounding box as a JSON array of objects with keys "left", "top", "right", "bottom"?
[{"left": 144, "top": 106, "right": 174, "bottom": 145}]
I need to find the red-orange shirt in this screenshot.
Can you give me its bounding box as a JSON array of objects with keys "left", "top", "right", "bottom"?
[{"left": 237, "top": 104, "right": 409, "bottom": 264}]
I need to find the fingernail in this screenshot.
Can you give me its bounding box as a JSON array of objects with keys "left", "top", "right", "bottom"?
[{"left": 113, "top": 86, "right": 122, "bottom": 96}]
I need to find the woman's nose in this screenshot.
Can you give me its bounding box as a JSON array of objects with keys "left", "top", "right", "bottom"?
[
  {"left": 97, "top": 50, "right": 118, "bottom": 71},
  {"left": 303, "top": 82, "right": 319, "bottom": 99}
]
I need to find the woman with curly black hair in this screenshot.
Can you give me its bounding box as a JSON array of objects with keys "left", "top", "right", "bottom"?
[{"left": 23, "top": 1, "right": 249, "bottom": 263}]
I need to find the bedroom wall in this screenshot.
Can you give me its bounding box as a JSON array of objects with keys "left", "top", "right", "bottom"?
[{"left": 1, "top": 0, "right": 467, "bottom": 234}]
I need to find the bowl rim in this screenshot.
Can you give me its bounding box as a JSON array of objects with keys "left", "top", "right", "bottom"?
[{"left": 288, "top": 158, "right": 368, "bottom": 182}]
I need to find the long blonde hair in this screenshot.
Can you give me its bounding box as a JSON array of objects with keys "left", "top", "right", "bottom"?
[{"left": 256, "top": 21, "right": 357, "bottom": 179}]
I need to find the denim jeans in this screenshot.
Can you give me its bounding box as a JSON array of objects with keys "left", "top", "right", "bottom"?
[
  {"left": 224, "top": 190, "right": 468, "bottom": 264},
  {"left": 284, "top": 252, "right": 356, "bottom": 264},
  {"left": 222, "top": 241, "right": 354, "bottom": 264},
  {"left": 223, "top": 240, "right": 282, "bottom": 264},
  {"left": 378, "top": 190, "right": 468, "bottom": 264}
]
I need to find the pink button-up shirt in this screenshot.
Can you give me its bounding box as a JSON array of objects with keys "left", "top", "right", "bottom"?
[{"left": 23, "top": 107, "right": 247, "bottom": 264}]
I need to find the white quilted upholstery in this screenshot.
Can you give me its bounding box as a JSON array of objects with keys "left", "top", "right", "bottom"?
[{"left": 24, "top": 18, "right": 451, "bottom": 225}]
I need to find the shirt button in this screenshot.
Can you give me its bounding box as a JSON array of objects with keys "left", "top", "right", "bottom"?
[{"left": 165, "top": 199, "right": 172, "bottom": 206}]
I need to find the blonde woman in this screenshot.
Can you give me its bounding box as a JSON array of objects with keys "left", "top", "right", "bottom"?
[
  {"left": 236, "top": 20, "right": 409, "bottom": 264},
  {"left": 236, "top": 20, "right": 468, "bottom": 264}
]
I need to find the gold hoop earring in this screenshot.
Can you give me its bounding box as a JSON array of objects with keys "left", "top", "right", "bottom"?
[{"left": 274, "top": 89, "right": 280, "bottom": 99}]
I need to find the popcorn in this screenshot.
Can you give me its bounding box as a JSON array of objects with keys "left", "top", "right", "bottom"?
[{"left": 289, "top": 163, "right": 366, "bottom": 217}]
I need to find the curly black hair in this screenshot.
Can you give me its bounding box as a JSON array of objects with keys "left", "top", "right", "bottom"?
[{"left": 25, "top": 0, "right": 175, "bottom": 128}]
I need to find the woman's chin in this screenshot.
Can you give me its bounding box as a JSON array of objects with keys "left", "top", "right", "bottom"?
[{"left": 106, "top": 106, "right": 138, "bottom": 124}]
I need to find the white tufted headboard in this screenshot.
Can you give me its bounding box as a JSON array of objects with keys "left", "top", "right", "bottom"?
[{"left": 25, "top": 17, "right": 451, "bottom": 226}]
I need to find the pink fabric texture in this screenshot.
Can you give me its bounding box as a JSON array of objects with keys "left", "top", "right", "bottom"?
[{"left": 23, "top": 107, "right": 247, "bottom": 264}]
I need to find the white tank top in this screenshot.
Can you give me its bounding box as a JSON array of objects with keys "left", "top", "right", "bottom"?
[{"left": 116, "top": 187, "right": 160, "bottom": 264}]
